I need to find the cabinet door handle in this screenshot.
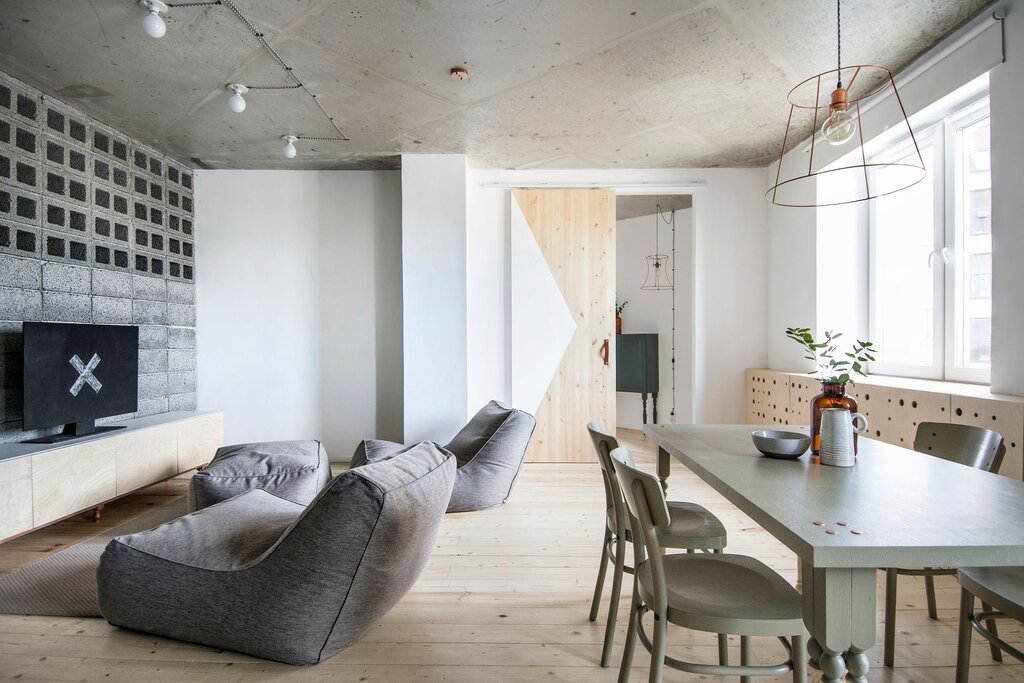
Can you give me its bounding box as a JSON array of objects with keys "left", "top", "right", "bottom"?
[{"left": 600, "top": 339, "right": 610, "bottom": 366}]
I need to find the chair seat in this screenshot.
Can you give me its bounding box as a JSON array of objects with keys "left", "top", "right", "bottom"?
[
  {"left": 610, "top": 501, "right": 727, "bottom": 550},
  {"left": 637, "top": 554, "right": 803, "bottom": 637},
  {"left": 958, "top": 567, "right": 1024, "bottom": 622}
]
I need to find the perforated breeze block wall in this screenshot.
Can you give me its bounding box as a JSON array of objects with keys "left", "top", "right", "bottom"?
[
  {"left": 0, "top": 71, "right": 196, "bottom": 442},
  {"left": 746, "top": 369, "right": 1024, "bottom": 481}
]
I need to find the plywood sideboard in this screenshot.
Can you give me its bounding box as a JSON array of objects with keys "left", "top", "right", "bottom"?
[
  {"left": 0, "top": 411, "right": 223, "bottom": 541},
  {"left": 746, "top": 370, "right": 1024, "bottom": 481}
]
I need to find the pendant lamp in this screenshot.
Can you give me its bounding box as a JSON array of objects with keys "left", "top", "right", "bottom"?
[
  {"left": 641, "top": 205, "right": 673, "bottom": 291},
  {"left": 766, "top": 0, "right": 926, "bottom": 207}
]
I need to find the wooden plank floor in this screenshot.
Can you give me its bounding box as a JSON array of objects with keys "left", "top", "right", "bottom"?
[{"left": 1, "top": 429, "right": 1021, "bottom": 681}]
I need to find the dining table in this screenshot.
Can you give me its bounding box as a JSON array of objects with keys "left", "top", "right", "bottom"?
[{"left": 646, "top": 423, "right": 1024, "bottom": 683}]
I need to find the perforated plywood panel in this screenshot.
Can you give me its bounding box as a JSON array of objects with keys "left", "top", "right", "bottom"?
[
  {"left": 788, "top": 375, "right": 819, "bottom": 429},
  {"left": 950, "top": 397, "right": 1024, "bottom": 481},
  {"left": 851, "top": 384, "right": 902, "bottom": 446},
  {"left": 882, "top": 388, "right": 951, "bottom": 449},
  {"left": 746, "top": 369, "right": 790, "bottom": 425}
]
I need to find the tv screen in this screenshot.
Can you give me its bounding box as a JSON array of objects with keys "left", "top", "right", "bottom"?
[{"left": 22, "top": 322, "right": 139, "bottom": 435}]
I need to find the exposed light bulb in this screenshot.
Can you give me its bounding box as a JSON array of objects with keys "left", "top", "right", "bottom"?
[
  {"left": 143, "top": 10, "right": 166, "bottom": 38},
  {"left": 139, "top": 1, "right": 168, "bottom": 38},
  {"left": 282, "top": 135, "right": 298, "bottom": 159},
  {"left": 227, "top": 84, "right": 248, "bottom": 113},
  {"left": 822, "top": 86, "right": 856, "bottom": 146}
]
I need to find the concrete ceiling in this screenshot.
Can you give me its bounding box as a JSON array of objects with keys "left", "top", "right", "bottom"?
[
  {"left": 617, "top": 194, "right": 692, "bottom": 221},
  {"left": 0, "top": 0, "right": 990, "bottom": 170}
]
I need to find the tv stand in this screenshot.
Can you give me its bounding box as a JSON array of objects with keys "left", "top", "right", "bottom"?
[
  {"left": 23, "top": 424, "right": 126, "bottom": 445},
  {"left": 0, "top": 411, "right": 223, "bottom": 542}
]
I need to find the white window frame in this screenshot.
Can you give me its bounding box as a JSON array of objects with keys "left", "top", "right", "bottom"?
[
  {"left": 867, "top": 93, "right": 991, "bottom": 384},
  {"left": 945, "top": 98, "right": 991, "bottom": 383}
]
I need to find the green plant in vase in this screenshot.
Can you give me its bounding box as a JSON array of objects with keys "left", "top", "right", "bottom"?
[
  {"left": 615, "top": 301, "right": 628, "bottom": 335},
  {"left": 785, "top": 327, "right": 876, "bottom": 455}
]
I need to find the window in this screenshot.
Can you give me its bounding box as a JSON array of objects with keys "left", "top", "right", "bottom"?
[{"left": 869, "top": 96, "right": 991, "bottom": 383}]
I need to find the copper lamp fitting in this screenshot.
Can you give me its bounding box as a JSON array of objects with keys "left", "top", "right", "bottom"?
[{"left": 829, "top": 87, "right": 849, "bottom": 113}]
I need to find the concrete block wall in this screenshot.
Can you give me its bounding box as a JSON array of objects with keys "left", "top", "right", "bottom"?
[{"left": 0, "top": 70, "right": 196, "bottom": 442}]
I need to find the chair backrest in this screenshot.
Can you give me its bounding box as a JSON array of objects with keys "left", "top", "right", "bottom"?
[
  {"left": 270, "top": 441, "right": 456, "bottom": 661},
  {"left": 609, "top": 446, "right": 672, "bottom": 609},
  {"left": 587, "top": 421, "right": 633, "bottom": 535},
  {"left": 914, "top": 422, "right": 1006, "bottom": 473}
]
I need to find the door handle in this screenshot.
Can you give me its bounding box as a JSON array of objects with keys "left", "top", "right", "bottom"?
[{"left": 600, "top": 339, "right": 609, "bottom": 366}]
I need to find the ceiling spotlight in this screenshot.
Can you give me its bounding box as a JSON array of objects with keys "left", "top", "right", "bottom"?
[
  {"left": 227, "top": 84, "right": 248, "bottom": 113},
  {"left": 139, "top": 0, "right": 168, "bottom": 38},
  {"left": 282, "top": 135, "right": 298, "bottom": 159}
]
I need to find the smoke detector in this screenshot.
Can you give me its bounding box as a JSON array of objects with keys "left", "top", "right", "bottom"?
[{"left": 450, "top": 67, "right": 469, "bottom": 81}]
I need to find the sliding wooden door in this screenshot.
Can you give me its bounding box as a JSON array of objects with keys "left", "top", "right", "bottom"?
[{"left": 511, "top": 189, "right": 616, "bottom": 463}]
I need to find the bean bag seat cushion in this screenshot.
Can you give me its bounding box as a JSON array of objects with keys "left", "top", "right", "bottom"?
[
  {"left": 188, "top": 440, "right": 330, "bottom": 511},
  {"left": 98, "top": 441, "right": 456, "bottom": 665},
  {"left": 352, "top": 400, "right": 535, "bottom": 512}
]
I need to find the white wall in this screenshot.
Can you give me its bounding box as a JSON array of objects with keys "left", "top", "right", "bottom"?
[
  {"left": 466, "top": 173, "right": 510, "bottom": 412},
  {"left": 765, "top": 168, "right": 817, "bottom": 372},
  {"left": 990, "top": 0, "right": 1024, "bottom": 395},
  {"left": 195, "top": 170, "right": 403, "bottom": 458},
  {"left": 401, "top": 155, "right": 469, "bottom": 443},
  {"left": 616, "top": 209, "right": 693, "bottom": 428}
]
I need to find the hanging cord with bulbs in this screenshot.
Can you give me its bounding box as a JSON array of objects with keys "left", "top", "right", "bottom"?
[
  {"left": 655, "top": 204, "right": 678, "bottom": 421},
  {"left": 141, "top": 0, "right": 348, "bottom": 155}
]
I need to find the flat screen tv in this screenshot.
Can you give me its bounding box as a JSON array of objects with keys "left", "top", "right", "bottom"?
[{"left": 22, "top": 322, "right": 139, "bottom": 443}]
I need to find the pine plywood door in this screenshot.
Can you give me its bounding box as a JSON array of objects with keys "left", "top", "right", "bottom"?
[{"left": 510, "top": 189, "right": 615, "bottom": 463}]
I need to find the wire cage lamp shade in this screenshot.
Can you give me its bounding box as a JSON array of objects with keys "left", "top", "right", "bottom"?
[
  {"left": 641, "top": 254, "right": 672, "bottom": 291},
  {"left": 766, "top": 64, "right": 926, "bottom": 208},
  {"left": 641, "top": 206, "right": 673, "bottom": 291}
]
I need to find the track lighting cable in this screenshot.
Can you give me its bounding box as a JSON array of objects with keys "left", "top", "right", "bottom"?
[{"left": 161, "top": 0, "right": 348, "bottom": 141}]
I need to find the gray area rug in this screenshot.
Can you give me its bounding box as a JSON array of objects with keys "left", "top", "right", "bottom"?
[{"left": 0, "top": 497, "right": 187, "bottom": 617}]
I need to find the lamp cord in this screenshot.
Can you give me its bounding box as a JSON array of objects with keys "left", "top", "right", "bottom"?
[
  {"left": 655, "top": 204, "right": 677, "bottom": 420},
  {"left": 836, "top": 0, "right": 843, "bottom": 89}
]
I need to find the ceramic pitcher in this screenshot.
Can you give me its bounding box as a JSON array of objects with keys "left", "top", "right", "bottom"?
[{"left": 819, "top": 407, "right": 869, "bottom": 467}]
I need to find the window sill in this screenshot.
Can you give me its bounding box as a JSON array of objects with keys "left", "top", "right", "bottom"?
[{"left": 786, "top": 372, "right": 1022, "bottom": 403}]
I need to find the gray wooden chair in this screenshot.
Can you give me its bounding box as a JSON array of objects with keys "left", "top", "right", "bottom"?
[
  {"left": 955, "top": 566, "right": 1024, "bottom": 682},
  {"left": 610, "top": 445, "right": 806, "bottom": 683},
  {"left": 586, "top": 422, "right": 727, "bottom": 668},
  {"left": 883, "top": 421, "right": 1007, "bottom": 668}
]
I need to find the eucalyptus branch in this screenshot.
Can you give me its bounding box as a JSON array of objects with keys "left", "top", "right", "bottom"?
[{"left": 785, "top": 327, "right": 875, "bottom": 385}]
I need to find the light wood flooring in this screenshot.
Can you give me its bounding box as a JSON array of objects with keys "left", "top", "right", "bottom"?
[{"left": 1, "top": 429, "right": 1021, "bottom": 681}]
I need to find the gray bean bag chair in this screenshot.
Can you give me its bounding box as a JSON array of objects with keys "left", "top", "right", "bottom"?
[
  {"left": 98, "top": 441, "right": 455, "bottom": 665},
  {"left": 187, "top": 440, "right": 331, "bottom": 511},
  {"left": 353, "top": 400, "right": 535, "bottom": 513}
]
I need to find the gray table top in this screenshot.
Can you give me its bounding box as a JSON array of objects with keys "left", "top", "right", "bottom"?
[{"left": 646, "top": 424, "right": 1024, "bottom": 569}]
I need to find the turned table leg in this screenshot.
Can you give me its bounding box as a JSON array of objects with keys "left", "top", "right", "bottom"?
[
  {"left": 803, "top": 564, "right": 876, "bottom": 683},
  {"left": 657, "top": 446, "right": 670, "bottom": 492}
]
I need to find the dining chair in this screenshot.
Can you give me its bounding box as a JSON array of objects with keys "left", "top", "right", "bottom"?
[
  {"left": 587, "top": 422, "right": 728, "bottom": 668},
  {"left": 955, "top": 566, "right": 1024, "bottom": 682},
  {"left": 609, "top": 445, "right": 806, "bottom": 683},
  {"left": 883, "top": 421, "right": 1007, "bottom": 668}
]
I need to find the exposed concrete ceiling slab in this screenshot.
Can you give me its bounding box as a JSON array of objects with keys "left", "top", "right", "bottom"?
[
  {"left": 617, "top": 194, "right": 693, "bottom": 221},
  {"left": 0, "top": 0, "right": 991, "bottom": 170}
]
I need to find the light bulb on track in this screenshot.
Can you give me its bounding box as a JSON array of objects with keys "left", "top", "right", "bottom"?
[
  {"left": 139, "top": 0, "right": 168, "bottom": 38},
  {"left": 227, "top": 84, "right": 248, "bottom": 113},
  {"left": 282, "top": 135, "right": 298, "bottom": 159}
]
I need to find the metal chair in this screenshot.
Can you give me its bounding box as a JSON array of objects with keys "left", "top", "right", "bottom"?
[
  {"left": 609, "top": 446, "right": 806, "bottom": 683},
  {"left": 883, "top": 421, "right": 1007, "bottom": 668},
  {"left": 587, "top": 422, "right": 727, "bottom": 668},
  {"left": 955, "top": 566, "right": 1024, "bottom": 682}
]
